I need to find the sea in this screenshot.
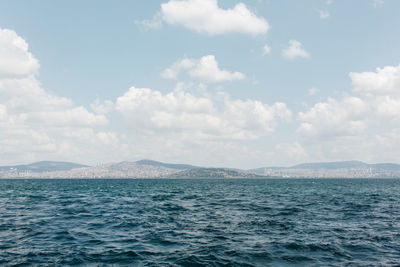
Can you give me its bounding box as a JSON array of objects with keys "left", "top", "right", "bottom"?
[{"left": 0, "top": 178, "right": 399, "bottom": 266}]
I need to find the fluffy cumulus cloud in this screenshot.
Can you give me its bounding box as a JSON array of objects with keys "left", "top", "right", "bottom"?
[
  {"left": 350, "top": 64, "right": 400, "bottom": 96},
  {"left": 282, "top": 40, "right": 310, "bottom": 59},
  {"left": 115, "top": 86, "right": 291, "bottom": 140},
  {"left": 0, "top": 29, "right": 39, "bottom": 78},
  {"left": 161, "top": 55, "right": 245, "bottom": 83},
  {"left": 350, "top": 63, "right": 400, "bottom": 119},
  {"left": 91, "top": 99, "right": 114, "bottom": 115},
  {"left": 112, "top": 85, "right": 294, "bottom": 168},
  {"left": 0, "top": 78, "right": 107, "bottom": 126},
  {"left": 297, "top": 97, "right": 369, "bottom": 137},
  {"left": 297, "top": 63, "right": 400, "bottom": 138},
  {"left": 160, "top": 0, "right": 269, "bottom": 35},
  {"left": 293, "top": 63, "right": 400, "bottom": 163},
  {"left": 0, "top": 28, "right": 118, "bottom": 164},
  {"left": 0, "top": 28, "right": 294, "bottom": 167},
  {"left": 5, "top": 26, "right": 400, "bottom": 167}
]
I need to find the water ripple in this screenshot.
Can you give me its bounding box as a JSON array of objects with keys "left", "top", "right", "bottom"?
[{"left": 0, "top": 178, "right": 400, "bottom": 266}]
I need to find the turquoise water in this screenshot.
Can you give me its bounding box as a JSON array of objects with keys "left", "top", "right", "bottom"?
[{"left": 1, "top": 178, "right": 400, "bottom": 266}]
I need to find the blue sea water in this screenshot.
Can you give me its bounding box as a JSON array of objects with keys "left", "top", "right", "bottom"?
[{"left": 0, "top": 178, "right": 400, "bottom": 266}]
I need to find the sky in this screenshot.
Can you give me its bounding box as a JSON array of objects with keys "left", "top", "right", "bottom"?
[{"left": 0, "top": 0, "right": 400, "bottom": 168}]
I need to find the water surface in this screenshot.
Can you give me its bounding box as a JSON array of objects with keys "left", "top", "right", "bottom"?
[{"left": 1, "top": 178, "right": 399, "bottom": 266}]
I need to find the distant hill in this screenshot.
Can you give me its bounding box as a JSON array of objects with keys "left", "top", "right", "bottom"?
[
  {"left": 0, "top": 160, "right": 198, "bottom": 178},
  {"left": 249, "top": 160, "right": 400, "bottom": 178},
  {"left": 0, "top": 161, "right": 89, "bottom": 173},
  {"left": 135, "top": 159, "right": 200, "bottom": 170},
  {"left": 168, "top": 168, "right": 262, "bottom": 178},
  {"left": 370, "top": 163, "right": 400, "bottom": 171},
  {"left": 2, "top": 159, "right": 400, "bottom": 179},
  {"left": 290, "top": 161, "right": 400, "bottom": 171},
  {"left": 251, "top": 161, "right": 400, "bottom": 172},
  {"left": 58, "top": 161, "right": 184, "bottom": 178},
  {"left": 291, "top": 160, "right": 368, "bottom": 170}
]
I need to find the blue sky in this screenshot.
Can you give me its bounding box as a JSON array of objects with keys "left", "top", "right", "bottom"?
[{"left": 0, "top": 0, "right": 400, "bottom": 168}]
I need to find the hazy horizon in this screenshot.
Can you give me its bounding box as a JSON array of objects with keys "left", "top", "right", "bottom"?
[
  {"left": 1, "top": 0, "right": 400, "bottom": 169},
  {"left": 3, "top": 158, "right": 400, "bottom": 171}
]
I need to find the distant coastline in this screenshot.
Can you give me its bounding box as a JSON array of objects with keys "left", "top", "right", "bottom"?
[{"left": 1, "top": 160, "right": 400, "bottom": 179}]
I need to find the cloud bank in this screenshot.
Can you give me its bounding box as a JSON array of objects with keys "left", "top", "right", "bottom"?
[
  {"left": 160, "top": 0, "right": 269, "bottom": 35},
  {"left": 3, "top": 25, "right": 400, "bottom": 168},
  {"left": 116, "top": 86, "right": 291, "bottom": 140}
]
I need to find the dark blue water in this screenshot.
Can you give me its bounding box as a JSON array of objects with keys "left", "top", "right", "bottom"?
[{"left": 1, "top": 179, "right": 400, "bottom": 266}]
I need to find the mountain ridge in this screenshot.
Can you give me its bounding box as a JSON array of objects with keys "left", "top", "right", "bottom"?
[
  {"left": 1, "top": 159, "right": 400, "bottom": 178},
  {"left": 135, "top": 159, "right": 200, "bottom": 170}
]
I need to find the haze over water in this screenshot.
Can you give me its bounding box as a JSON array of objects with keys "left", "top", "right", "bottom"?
[{"left": 1, "top": 178, "right": 399, "bottom": 266}]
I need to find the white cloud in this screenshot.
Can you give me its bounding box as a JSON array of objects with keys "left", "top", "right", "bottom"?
[
  {"left": 129, "top": 62, "right": 400, "bottom": 167},
  {"left": 161, "top": 55, "right": 245, "bottom": 83},
  {"left": 189, "top": 55, "right": 245, "bottom": 83},
  {"left": 350, "top": 63, "right": 400, "bottom": 119},
  {"left": 294, "top": 63, "right": 400, "bottom": 164},
  {"left": 0, "top": 28, "right": 117, "bottom": 165},
  {"left": 4, "top": 24, "right": 400, "bottom": 168},
  {"left": 0, "top": 31, "right": 107, "bottom": 127},
  {"left": 91, "top": 99, "right": 114, "bottom": 114},
  {"left": 160, "top": 0, "right": 269, "bottom": 36},
  {"left": 161, "top": 58, "right": 196, "bottom": 80},
  {"left": 374, "top": 96, "right": 400, "bottom": 118},
  {"left": 0, "top": 29, "right": 39, "bottom": 78},
  {"left": 0, "top": 77, "right": 107, "bottom": 127},
  {"left": 350, "top": 64, "right": 400, "bottom": 96},
  {"left": 297, "top": 97, "right": 369, "bottom": 137},
  {"left": 316, "top": 9, "right": 330, "bottom": 19},
  {"left": 263, "top": 44, "right": 271, "bottom": 55},
  {"left": 116, "top": 86, "right": 291, "bottom": 140},
  {"left": 282, "top": 40, "right": 310, "bottom": 59}
]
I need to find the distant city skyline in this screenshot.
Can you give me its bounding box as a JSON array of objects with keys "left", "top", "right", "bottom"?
[
  {"left": 2, "top": 159, "right": 400, "bottom": 179},
  {"left": 0, "top": 0, "right": 400, "bottom": 168}
]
